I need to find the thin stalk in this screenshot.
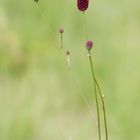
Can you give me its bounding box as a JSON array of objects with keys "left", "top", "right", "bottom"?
[
  {"left": 88, "top": 51, "right": 108, "bottom": 140},
  {"left": 61, "top": 33, "right": 63, "bottom": 49},
  {"left": 35, "top": 2, "right": 55, "bottom": 41},
  {"left": 88, "top": 51, "right": 101, "bottom": 140},
  {"left": 82, "top": 95, "right": 97, "bottom": 125},
  {"left": 35, "top": 2, "right": 46, "bottom": 20},
  {"left": 94, "top": 76, "right": 108, "bottom": 140},
  {"left": 83, "top": 12, "right": 89, "bottom": 40}
]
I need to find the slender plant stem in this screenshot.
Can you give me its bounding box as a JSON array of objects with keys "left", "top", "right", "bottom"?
[
  {"left": 94, "top": 76, "right": 108, "bottom": 140},
  {"left": 35, "top": 2, "right": 45, "bottom": 20},
  {"left": 61, "top": 33, "right": 63, "bottom": 49},
  {"left": 88, "top": 51, "right": 101, "bottom": 140},
  {"left": 35, "top": 2, "right": 55, "bottom": 41},
  {"left": 83, "top": 12, "right": 89, "bottom": 40},
  {"left": 88, "top": 51, "right": 108, "bottom": 140},
  {"left": 82, "top": 95, "right": 97, "bottom": 126}
]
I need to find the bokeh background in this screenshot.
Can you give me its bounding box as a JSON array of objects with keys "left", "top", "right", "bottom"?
[{"left": 0, "top": 0, "right": 140, "bottom": 140}]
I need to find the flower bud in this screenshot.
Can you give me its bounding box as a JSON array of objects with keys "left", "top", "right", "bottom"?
[
  {"left": 66, "top": 51, "right": 70, "bottom": 56},
  {"left": 85, "top": 40, "right": 93, "bottom": 50},
  {"left": 59, "top": 28, "right": 64, "bottom": 34}
]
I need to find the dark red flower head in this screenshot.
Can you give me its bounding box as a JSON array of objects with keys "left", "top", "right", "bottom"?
[{"left": 77, "top": 0, "right": 89, "bottom": 12}]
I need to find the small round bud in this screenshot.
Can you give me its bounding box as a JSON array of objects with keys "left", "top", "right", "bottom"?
[
  {"left": 59, "top": 28, "right": 64, "bottom": 34},
  {"left": 66, "top": 51, "right": 70, "bottom": 55},
  {"left": 85, "top": 40, "right": 93, "bottom": 50}
]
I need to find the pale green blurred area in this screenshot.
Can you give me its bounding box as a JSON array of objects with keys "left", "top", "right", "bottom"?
[{"left": 0, "top": 0, "right": 140, "bottom": 140}]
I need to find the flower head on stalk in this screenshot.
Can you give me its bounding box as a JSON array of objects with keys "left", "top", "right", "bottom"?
[{"left": 59, "top": 28, "right": 64, "bottom": 49}]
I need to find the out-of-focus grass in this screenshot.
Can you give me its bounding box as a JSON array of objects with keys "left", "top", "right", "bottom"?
[{"left": 0, "top": 0, "right": 140, "bottom": 140}]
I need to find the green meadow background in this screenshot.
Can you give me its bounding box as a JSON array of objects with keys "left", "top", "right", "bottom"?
[{"left": 0, "top": 0, "right": 140, "bottom": 140}]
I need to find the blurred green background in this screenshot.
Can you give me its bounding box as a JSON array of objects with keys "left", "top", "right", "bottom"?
[{"left": 0, "top": 0, "right": 140, "bottom": 140}]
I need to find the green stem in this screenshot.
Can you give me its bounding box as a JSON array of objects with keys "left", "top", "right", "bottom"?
[
  {"left": 94, "top": 76, "right": 108, "bottom": 140},
  {"left": 88, "top": 51, "right": 108, "bottom": 140},
  {"left": 61, "top": 33, "right": 63, "bottom": 49},
  {"left": 88, "top": 51, "right": 101, "bottom": 140},
  {"left": 35, "top": 2, "right": 55, "bottom": 41},
  {"left": 83, "top": 12, "right": 89, "bottom": 40}
]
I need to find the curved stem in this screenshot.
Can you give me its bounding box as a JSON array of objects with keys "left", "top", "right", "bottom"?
[
  {"left": 88, "top": 51, "right": 101, "bottom": 140},
  {"left": 88, "top": 51, "right": 108, "bottom": 140},
  {"left": 94, "top": 76, "right": 108, "bottom": 140}
]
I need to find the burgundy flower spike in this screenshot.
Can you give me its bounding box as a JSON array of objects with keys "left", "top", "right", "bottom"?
[{"left": 77, "top": 0, "right": 89, "bottom": 12}]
